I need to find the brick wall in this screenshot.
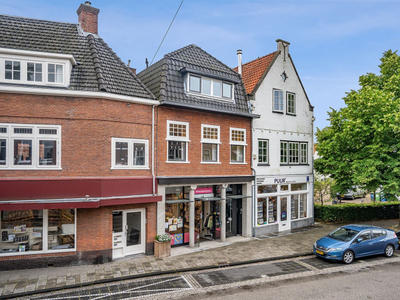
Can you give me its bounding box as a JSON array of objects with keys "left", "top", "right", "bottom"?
[
  {"left": 156, "top": 106, "right": 252, "bottom": 177},
  {"left": 0, "top": 93, "right": 153, "bottom": 178}
]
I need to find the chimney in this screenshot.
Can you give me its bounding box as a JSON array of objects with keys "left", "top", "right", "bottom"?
[
  {"left": 237, "top": 49, "right": 242, "bottom": 75},
  {"left": 276, "top": 39, "right": 290, "bottom": 61},
  {"left": 77, "top": 1, "right": 100, "bottom": 34}
]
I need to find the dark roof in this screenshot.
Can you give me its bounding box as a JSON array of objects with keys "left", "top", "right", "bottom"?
[
  {"left": 138, "top": 44, "right": 253, "bottom": 117},
  {"left": 0, "top": 14, "right": 155, "bottom": 99}
]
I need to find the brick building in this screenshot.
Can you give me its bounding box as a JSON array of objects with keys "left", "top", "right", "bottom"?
[
  {"left": 138, "top": 45, "right": 257, "bottom": 247},
  {"left": 0, "top": 2, "right": 161, "bottom": 269}
]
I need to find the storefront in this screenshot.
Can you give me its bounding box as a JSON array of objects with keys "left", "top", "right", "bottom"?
[
  {"left": 158, "top": 177, "right": 253, "bottom": 248},
  {"left": 254, "top": 175, "right": 313, "bottom": 236}
]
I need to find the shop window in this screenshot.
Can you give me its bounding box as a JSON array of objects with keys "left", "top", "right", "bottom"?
[
  {"left": 201, "top": 125, "right": 220, "bottom": 163},
  {"left": 291, "top": 183, "right": 307, "bottom": 191},
  {"left": 230, "top": 128, "right": 246, "bottom": 163},
  {"left": 112, "top": 138, "right": 149, "bottom": 169},
  {"left": 291, "top": 195, "right": 299, "bottom": 220},
  {"left": 0, "top": 209, "right": 76, "bottom": 255},
  {"left": 0, "top": 123, "right": 61, "bottom": 169},
  {"left": 268, "top": 197, "right": 277, "bottom": 223},
  {"left": 300, "top": 194, "right": 307, "bottom": 218},
  {"left": 257, "top": 198, "right": 267, "bottom": 225},
  {"left": 48, "top": 209, "right": 75, "bottom": 250},
  {"left": 167, "top": 121, "right": 189, "bottom": 162},
  {"left": 258, "top": 184, "right": 277, "bottom": 194},
  {"left": 281, "top": 185, "right": 289, "bottom": 191}
]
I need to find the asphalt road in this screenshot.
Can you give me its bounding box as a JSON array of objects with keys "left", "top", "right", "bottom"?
[{"left": 202, "top": 260, "right": 400, "bottom": 300}]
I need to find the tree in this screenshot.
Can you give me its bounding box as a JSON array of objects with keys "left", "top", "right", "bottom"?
[
  {"left": 315, "top": 50, "right": 400, "bottom": 200},
  {"left": 314, "top": 174, "right": 335, "bottom": 205}
]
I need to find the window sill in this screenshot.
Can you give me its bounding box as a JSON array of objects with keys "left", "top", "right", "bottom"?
[
  {"left": 111, "top": 167, "right": 150, "bottom": 170},
  {"left": 272, "top": 111, "right": 284, "bottom": 114},
  {"left": 166, "top": 161, "right": 190, "bottom": 164},
  {"left": 0, "top": 167, "right": 62, "bottom": 170},
  {"left": 200, "top": 161, "right": 221, "bottom": 164},
  {"left": 229, "top": 162, "right": 247, "bottom": 165},
  {"left": 257, "top": 163, "right": 270, "bottom": 166},
  {"left": 286, "top": 113, "right": 296, "bottom": 116},
  {"left": 279, "top": 164, "right": 310, "bottom": 166}
]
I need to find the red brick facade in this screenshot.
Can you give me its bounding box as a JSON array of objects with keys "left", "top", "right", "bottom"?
[{"left": 156, "top": 106, "right": 252, "bottom": 177}]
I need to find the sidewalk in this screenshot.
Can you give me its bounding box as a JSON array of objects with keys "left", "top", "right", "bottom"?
[{"left": 0, "top": 219, "right": 398, "bottom": 298}]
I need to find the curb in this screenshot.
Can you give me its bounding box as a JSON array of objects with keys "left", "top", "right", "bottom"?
[{"left": 0, "top": 252, "right": 313, "bottom": 299}]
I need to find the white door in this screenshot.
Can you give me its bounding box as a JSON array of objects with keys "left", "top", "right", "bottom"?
[
  {"left": 112, "top": 209, "right": 145, "bottom": 259},
  {"left": 278, "top": 196, "right": 291, "bottom": 231}
]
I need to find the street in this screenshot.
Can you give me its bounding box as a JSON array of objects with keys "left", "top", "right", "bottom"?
[{"left": 24, "top": 252, "right": 400, "bottom": 300}]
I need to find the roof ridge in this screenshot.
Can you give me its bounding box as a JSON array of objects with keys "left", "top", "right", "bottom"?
[
  {"left": 87, "top": 34, "right": 106, "bottom": 92},
  {"left": 240, "top": 51, "right": 277, "bottom": 68},
  {"left": 0, "top": 13, "right": 77, "bottom": 26}
]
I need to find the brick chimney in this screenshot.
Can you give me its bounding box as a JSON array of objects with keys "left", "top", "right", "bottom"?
[{"left": 77, "top": 1, "right": 100, "bottom": 34}]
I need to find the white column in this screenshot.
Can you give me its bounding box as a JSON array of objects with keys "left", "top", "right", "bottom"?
[
  {"left": 220, "top": 184, "right": 228, "bottom": 242},
  {"left": 189, "top": 185, "right": 196, "bottom": 248}
]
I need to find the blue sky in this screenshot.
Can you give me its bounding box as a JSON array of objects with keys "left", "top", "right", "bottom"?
[{"left": 1, "top": 0, "right": 399, "bottom": 132}]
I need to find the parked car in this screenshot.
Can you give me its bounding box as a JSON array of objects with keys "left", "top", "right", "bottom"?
[
  {"left": 313, "top": 225, "right": 399, "bottom": 264},
  {"left": 337, "top": 188, "right": 366, "bottom": 200}
]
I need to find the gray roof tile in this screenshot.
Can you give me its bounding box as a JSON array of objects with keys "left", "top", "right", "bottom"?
[{"left": 0, "top": 14, "right": 155, "bottom": 99}]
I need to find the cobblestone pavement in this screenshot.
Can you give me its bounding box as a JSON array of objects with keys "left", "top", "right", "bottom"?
[{"left": 0, "top": 219, "right": 398, "bottom": 298}]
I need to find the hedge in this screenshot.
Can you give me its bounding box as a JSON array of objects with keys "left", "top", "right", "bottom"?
[{"left": 314, "top": 202, "right": 400, "bottom": 223}]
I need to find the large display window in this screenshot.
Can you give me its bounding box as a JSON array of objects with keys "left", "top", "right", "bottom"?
[{"left": 1, "top": 209, "right": 76, "bottom": 255}]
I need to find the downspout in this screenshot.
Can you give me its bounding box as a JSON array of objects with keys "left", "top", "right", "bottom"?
[
  {"left": 152, "top": 105, "right": 155, "bottom": 195},
  {"left": 251, "top": 117, "right": 257, "bottom": 237},
  {"left": 311, "top": 115, "right": 315, "bottom": 224}
]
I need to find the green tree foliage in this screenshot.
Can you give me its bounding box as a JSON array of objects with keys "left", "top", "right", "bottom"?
[
  {"left": 314, "top": 175, "right": 335, "bottom": 205},
  {"left": 315, "top": 50, "right": 400, "bottom": 200}
]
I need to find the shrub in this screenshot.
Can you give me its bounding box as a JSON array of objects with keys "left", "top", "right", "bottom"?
[
  {"left": 155, "top": 234, "right": 172, "bottom": 242},
  {"left": 314, "top": 202, "right": 400, "bottom": 223}
]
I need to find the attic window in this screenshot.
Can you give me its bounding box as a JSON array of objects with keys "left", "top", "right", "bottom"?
[
  {"left": 281, "top": 71, "right": 288, "bottom": 82},
  {"left": 188, "top": 74, "right": 233, "bottom": 101}
]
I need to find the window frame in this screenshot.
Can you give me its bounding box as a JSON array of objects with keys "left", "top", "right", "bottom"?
[
  {"left": 166, "top": 121, "right": 190, "bottom": 163},
  {"left": 286, "top": 92, "right": 296, "bottom": 115},
  {"left": 230, "top": 127, "right": 246, "bottom": 164},
  {"left": 187, "top": 74, "right": 234, "bottom": 101},
  {"left": 280, "top": 141, "right": 308, "bottom": 165},
  {"left": 273, "top": 89, "right": 284, "bottom": 113},
  {"left": 111, "top": 138, "right": 149, "bottom": 169},
  {"left": 201, "top": 124, "right": 220, "bottom": 163},
  {"left": 258, "top": 139, "right": 269, "bottom": 165},
  {"left": 0, "top": 123, "right": 61, "bottom": 170}
]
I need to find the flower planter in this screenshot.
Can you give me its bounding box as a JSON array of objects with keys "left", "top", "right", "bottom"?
[{"left": 154, "top": 240, "right": 171, "bottom": 258}]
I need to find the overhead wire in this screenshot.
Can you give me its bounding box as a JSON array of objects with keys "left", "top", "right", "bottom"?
[{"left": 150, "top": 0, "right": 184, "bottom": 66}]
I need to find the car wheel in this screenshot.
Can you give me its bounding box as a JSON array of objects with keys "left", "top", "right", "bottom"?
[
  {"left": 384, "top": 244, "right": 394, "bottom": 257},
  {"left": 343, "top": 250, "right": 354, "bottom": 264}
]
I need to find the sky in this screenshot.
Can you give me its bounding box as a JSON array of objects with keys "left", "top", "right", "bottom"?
[{"left": 1, "top": 0, "right": 399, "bottom": 132}]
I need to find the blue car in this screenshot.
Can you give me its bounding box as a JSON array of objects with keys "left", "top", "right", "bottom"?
[{"left": 313, "top": 225, "right": 399, "bottom": 264}]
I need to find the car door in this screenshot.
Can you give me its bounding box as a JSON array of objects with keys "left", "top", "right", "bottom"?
[
  {"left": 350, "top": 230, "right": 372, "bottom": 257},
  {"left": 369, "top": 229, "right": 387, "bottom": 254}
]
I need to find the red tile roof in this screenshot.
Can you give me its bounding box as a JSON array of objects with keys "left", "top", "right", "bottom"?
[{"left": 234, "top": 51, "right": 277, "bottom": 95}]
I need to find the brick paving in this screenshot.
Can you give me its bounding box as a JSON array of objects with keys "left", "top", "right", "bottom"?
[{"left": 0, "top": 219, "right": 398, "bottom": 298}]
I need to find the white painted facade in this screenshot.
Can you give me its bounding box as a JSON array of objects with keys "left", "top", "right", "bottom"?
[{"left": 249, "top": 40, "right": 315, "bottom": 235}]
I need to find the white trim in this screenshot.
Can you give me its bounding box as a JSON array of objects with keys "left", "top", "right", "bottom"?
[
  {"left": 186, "top": 73, "right": 234, "bottom": 102},
  {"left": 0, "top": 85, "right": 159, "bottom": 106},
  {"left": 167, "top": 120, "right": 189, "bottom": 162}
]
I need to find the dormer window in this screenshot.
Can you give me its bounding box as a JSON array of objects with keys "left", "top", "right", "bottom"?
[
  {"left": 187, "top": 74, "right": 234, "bottom": 101},
  {"left": 1, "top": 48, "right": 76, "bottom": 87}
]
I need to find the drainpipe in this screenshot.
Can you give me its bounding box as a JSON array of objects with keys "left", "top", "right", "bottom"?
[
  {"left": 311, "top": 115, "right": 315, "bottom": 224},
  {"left": 251, "top": 115, "right": 257, "bottom": 237},
  {"left": 152, "top": 105, "right": 155, "bottom": 195}
]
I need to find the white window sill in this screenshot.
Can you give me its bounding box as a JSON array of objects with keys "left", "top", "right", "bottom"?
[
  {"left": 166, "top": 161, "right": 190, "bottom": 164},
  {"left": 200, "top": 161, "right": 221, "bottom": 164},
  {"left": 0, "top": 167, "right": 62, "bottom": 170},
  {"left": 229, "top": 162, "right": 247, "bottom": 165},
  {"left": 111, "top": 166, "right": 150, "bottom": 170}
]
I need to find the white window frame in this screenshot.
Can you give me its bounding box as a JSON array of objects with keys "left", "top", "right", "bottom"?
[
  {"left": 280, "top": 141, "right": 308, "bottom": 165},
  {"left": 187, "top": 74, "right": 234, "bottom": 101},
  {"left": 201, "top": 124, "right": 220, "bottom": 163},
  {"left": 27, "top": 62, "right": 43, "bottom": 82},
  {"left": 0, "top": 123, "right": 61, "bottom": 170},
  {"left": 111, "top": 138, "right": 149, "bottom": 169},
  {"left": 286, "top": 92, "right": 296, "bottom": 115},
  {"left": 47, "top": 63, "right": 64, "bottom": 84},
  {"left": 4, "top": 60, "right": 21, "bottom": 80},
  {"left": 0, "top": 208, "right": 77, "bottom": 257},
  {"left": 166, "top": 120, "right": 190, "bottom": 163},
  {"left": 258, "top": 139, "right": 269, "bottom": 164},
  {"left": 0, "top": 49, "right": 73, "bottom": 87},
  {"left": 273, "top": 89, "right": 284, "bottom": 112},
  {"left": 230, "top": 127, "right": 246, "bottom": 164}
]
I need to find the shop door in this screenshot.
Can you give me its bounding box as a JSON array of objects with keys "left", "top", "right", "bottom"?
[
  {"left": 124, "top": 209, "right": 145, "bottom": 256},
  {"left": 278, "top": 196, "right": 291, "bottom": 231},
  {"left": 226, "top": 199, "right": 243, "bottom": 237}
]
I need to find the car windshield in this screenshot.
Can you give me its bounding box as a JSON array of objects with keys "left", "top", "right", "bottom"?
[{"left": 327, "top": 227, "right": 359, "bottom": 242}]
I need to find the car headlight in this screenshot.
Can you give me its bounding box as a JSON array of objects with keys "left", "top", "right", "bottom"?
[
  {"left": 327, "top": 247, "right": 343, "bottom": 252},
  {"left": 314, "top": 242, "right": 317, "bottom": 248}
]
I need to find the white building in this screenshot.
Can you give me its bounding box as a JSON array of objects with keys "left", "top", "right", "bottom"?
[{"left": 236, "top": 40, "right": 315, "bottom": 235}]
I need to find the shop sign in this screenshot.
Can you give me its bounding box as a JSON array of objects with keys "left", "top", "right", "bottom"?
[
  {"left": 195, "top": 187, "right": 213, "bottom": 194},
  {"left": 274, "top": 178, "right": 286, "bottom": 184}
]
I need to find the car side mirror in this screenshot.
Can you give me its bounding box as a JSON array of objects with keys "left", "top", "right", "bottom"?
[{"left": 356, "top": 238, "right": 362, "bottom": 243}]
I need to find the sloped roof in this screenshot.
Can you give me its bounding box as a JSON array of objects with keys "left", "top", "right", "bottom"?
[
  {"left": 138, "top": 44, "right": 254, "bottom": 117},
  {"left": 0, "top": 14, "right": 155, "bottom": 99},
  {"left": 234, "top": 52, "right": 277, "bottom": 95}
]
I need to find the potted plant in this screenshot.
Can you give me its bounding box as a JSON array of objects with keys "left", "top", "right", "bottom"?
[{"left": 154, "top": 233, "right": 172, "bottom": 258}]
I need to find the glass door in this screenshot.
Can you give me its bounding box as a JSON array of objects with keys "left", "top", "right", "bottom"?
[
  {"left": 124, "top": 209, "right": 145, "bottom": 256},
  {"left": 278, "top": 196, "right": 291, "bottom": 231}
]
